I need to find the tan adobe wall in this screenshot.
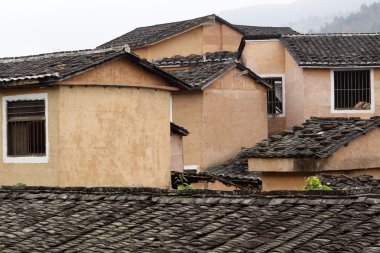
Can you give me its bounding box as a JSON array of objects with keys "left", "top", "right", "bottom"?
[
  {"left": 203, "top": 23, "right": 242, "bottom": 53},
  {"left": 133, "top": 27, "right": 204, "bottom": 62},
  {"left": 284, "top": 50, "right": 306, "bottom": 129},
  {"left": 241, "top": 40, "right": 285, "bottom": 74},
  {"left": 319, "top": 128, "right": 380, "bottom": 171},
  {"left": 303, "top": 68, "right": 380, "bottom": 120},
  {"left": 57, "top": 86, "right": 171, "bottom": 188},
  {"left": 59, "top": 57, "right": 176, "bottom": 91},
  {"left": 262, "top": 172, "right": 315, "bottom": 191},
  {"left": 173, "top": 68, "right": 268, "bottom": 171},
  {"left": 202, "top": 68, "right": 268, "bottom": 168},
  {"left": 172, "top": 92, "right": 203, "bottom": 168},
  {"left": 0, "top": 87, "right": 60, "bottom": 186},
  {"left": 171, "top": 134, "right": 184, "bottom": 172},
  {"left": 133, "top": 22, "right": 242, "bottom": 62}
]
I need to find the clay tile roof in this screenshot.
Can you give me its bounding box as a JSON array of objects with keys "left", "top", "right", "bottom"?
[
  {"left": 2, "top": 186, "right": 380, "bottom": 252},
  {"left": 170, "top": 122, "right": 189, "bottom": 136},
  {"left": 319, "top": 174, "right": 380, "bottom": 190},
  {"left": 0, "top": 47, "right": 191, "bottom": 90},
  {"left": 280, "top": 33, "right": 380, "bottom": 67},
  {"left": 246, "top": 116, "right": 380, "bottom": 159},
  {"left": 153, "top": 51, "right": 239, "bottom": 66}
]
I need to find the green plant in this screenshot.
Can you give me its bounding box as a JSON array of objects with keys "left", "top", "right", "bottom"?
[
  {"left": 301, "top": 176, "right": 332, "bottom": 191},
  {"left": 174, "top": 174, "right": 196, "bottom": 190}
]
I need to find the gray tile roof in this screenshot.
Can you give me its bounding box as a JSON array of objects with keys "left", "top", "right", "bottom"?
[
  {"left": 154, "top": 51, "right": 239, "bottom": 66},
  {"left": 207, "top": 151, "right": 261, "bottom": 183},
  {"left": 281, "top": 33, "right": 380, "bottom": 67},
  {"left": 167, "top": 61, "right": 236, "bottom": 89},
  {"left": 2, "top": 186, "right": 380, "bottom": 252},
  {"left": 98, "top": 14, "right": 297, "bottom": 49},
  {"left": 319, "top": 174, "right": 380, "bottom": 190},
  {"left": 236, "top": 25, "right": 298, "bottom": 39},
  {"left": 98, "top": 15, "right": 236, "bottom": 49},
  {"left": 0, "top": 47, "right": 191, "bottom": 90},
  {"left": 246, "top": 117, "right": 380, "bottom": 159},
  {"left": 160, "top": 52, "right": 270, "bottom": 90}
]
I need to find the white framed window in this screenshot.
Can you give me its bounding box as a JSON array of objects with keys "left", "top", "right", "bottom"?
[
  {"left": 3, "top": 93, "right": 48, "bottom": 163},
  {"left": 331, "top": 69, "right": 374, "bottom": 113},
  {"left": 261, "top": 74, "right": 286, "bottom": 117}
]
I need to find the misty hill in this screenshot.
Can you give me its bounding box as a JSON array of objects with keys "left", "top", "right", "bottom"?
[
  {"left": 219, "top": 0, "right": 378, "bottom": 33},
  {"left": 320, "top": 2, "right": 380, "bottom": 32}
]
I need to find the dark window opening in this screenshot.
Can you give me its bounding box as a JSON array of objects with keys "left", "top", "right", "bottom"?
[
  {"left": 7, "top": 100, "right": 46, "bottom": 157},
  {"left": 334, "top": 70, "right": 371, "bottom": 110},
  {"left": 265, "top": 77, "right": 283, "bottom": 115}
]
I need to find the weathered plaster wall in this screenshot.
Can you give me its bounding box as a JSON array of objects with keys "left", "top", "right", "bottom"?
[
  {"left": 0, "top": 57, "right": 175, "bottom": 188},
  {"left": 172, "top": 92, "right": 203, "bottom": 167},
  {"left": 170, "top": 134, "right": 184, "bottom": 172},
  {"left": 202, "top": 69, "right": 268, "bottom": 168},
  {"left": 58, "top": 86, "right": 171, "bottom": 188},
  {"left": 0, "top": 87, "right": 60, "bottom": 186}
]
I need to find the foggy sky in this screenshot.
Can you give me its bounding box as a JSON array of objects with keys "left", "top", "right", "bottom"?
[{"left": 0, "top": 0, "right": 296, "bottom": 57}]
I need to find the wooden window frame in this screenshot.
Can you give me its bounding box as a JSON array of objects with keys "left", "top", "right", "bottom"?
[
  {"left": 331, "top": 69, "right": 374, "bottom": 113},
  {"left": 3, "top": 93, "right": 48, "bottom": 163}
]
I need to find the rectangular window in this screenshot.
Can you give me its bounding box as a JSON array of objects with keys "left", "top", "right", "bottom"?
[
  {"left": 333, "top": 70, "right": 371, "bottom": 110},
  {"left": 264, "top": 77, "right": 284, "bottom": 115},
  {"left": 7, "top": 100, "right": 46, "bottom": 156},
  {"left": 3, "top": 93, "right": 48, "bottom": 163}
]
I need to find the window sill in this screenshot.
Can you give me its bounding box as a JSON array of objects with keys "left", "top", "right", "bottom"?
[
  {"left": 331, "top": 109, "right": 374, "bottom": 114},
  {"left": 3, "top": 156, "right": 48, "bottom": 164},
  {"left": 268, "top": 114, "right": 286, "bottom": 118}
]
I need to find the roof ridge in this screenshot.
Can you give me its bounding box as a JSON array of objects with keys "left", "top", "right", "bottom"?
[
  {"left": 282, "top": 32, "right": 380, "bottom": 37},
  {"left": 0, "top": 46, "right": 125, "bottom": 63}
]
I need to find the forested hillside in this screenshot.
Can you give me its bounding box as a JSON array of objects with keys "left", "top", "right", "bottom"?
[{"left": 320, "top": 2, "right": 380, "bottom": 32}]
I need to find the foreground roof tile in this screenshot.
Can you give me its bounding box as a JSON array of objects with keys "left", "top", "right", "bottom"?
[{"left": 0, "top": 186, "right": 380, "bottom": 252}]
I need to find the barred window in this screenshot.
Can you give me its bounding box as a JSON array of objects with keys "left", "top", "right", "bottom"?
[
  {"left": 333, "top": 70, "right": 371, "bottom": 110},
  {"left": 7, "top": 100, "right": 46, "bottom": 157},
  {"left": 264, "top": 77, "right": 283, "bottom": 115}
]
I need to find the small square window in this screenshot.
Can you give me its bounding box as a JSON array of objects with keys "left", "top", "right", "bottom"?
[{"left": 333, "top": 70, "right": 372, "bottom": 111}]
